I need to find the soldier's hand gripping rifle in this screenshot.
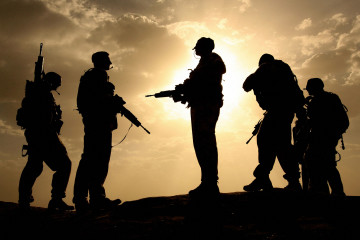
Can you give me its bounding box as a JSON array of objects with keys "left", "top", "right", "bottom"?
[
  {"left": 145, "top": 84, "right": 187, "bottom": 104},
  {"left": 34, "top": 43, "right": 45, "bottom": 83},
  {"left": 114, "top": 94, "right": 150, "bottom": 134}
]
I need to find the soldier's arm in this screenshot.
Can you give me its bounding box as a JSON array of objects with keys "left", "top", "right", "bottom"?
[{"left": 243, "top": 73, "right": 256, "bottom": 92}]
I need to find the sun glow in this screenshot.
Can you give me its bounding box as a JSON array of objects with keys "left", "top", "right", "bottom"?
[
  {"left": 216, "top": 46, "right": 248, "bottom": 120},
  {"left": 160, "top": 47, "right": 249, "bottom": 124}
]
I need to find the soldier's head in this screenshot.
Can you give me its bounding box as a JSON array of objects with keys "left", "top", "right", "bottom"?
[
  {"left": 258, "top": 53, "right": 274, "bottom": 66},
  {"left": 193, "top": 37, "right": 214, "bottom": 57},
  {"left": 92, "top": 51, "right": 112, "bottom": 70},
  {"left": 306, "top": 78, "right": 324, "bottom": 96},
  {"left": 44, "top": 72, "right": 61, "bottom": 91}
]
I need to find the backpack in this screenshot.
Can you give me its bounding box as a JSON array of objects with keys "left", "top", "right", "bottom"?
[
  {"left": 331, "top": 93, "right": 349, "bottom": 135},
  {"left": 16, "top": 80, "right": 38, "bottom": 129},
  {"left": 288, "top": 75, "right": 305, "bottom": 113},
  {"left": 255, "top": 60, "right": 305, "bottom": 112}
]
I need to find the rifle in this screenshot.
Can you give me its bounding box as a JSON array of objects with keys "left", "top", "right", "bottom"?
[
  {"left": 114, "top": 94, "right": 150, "bottom": 134},
  {"left": 34, "top": 43, "right": 44, "bottom": 83},
  {"left": 146, "top": 90, "right": 178, "bottom": 98},
  {"left": 246, "top": 118, "right": 263, "bottom": 144},
  {"left": 146, "top": 84, "right": 186, "bottom": 104}
]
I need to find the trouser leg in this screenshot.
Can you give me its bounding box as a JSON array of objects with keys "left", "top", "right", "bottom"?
[
  {"left": 276, "top": 124, "right": 300, "bottom": 183},
  {"left": 74, "top": 128, "right": 112, "bottom": 203},
  {"left": 191, "top": 105, "right": 220, "bottom": 183},
  {"left": 73, "top": 154, "right": 90, "bottom": 203},
  {"left": 19, "top": 154, "right": 43, "bottom": 203},
  {"left": 49, "top": 155, "right": 71, "bottom": 199},
  {"left": 87, "top": 130, "right": 112, "bottom": 202},
  {"left": 327, "top": 166, "right": 344, "bottom": 195},
  {"left": 43, "top": 135, "right": 72, "bottom": 200},
  {"left": 254, "top": 116, "right": 276, "bottom": 179}
]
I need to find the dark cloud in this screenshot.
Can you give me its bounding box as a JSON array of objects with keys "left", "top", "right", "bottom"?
[
  {"left": 300, "top": 50, "right": 351, "bottom": 80},
  {"left": 0, "top": 0, "right": 76, "bottom": 43},
  {"left": 86, "top": 13, "right": 188, "bottom": 95}
]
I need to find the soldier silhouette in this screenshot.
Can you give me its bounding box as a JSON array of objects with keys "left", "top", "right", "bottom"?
[
  {"left": 175, "top": 37, "right": 226, "bottom": 198},
  {"left": 73, "top": 51, "right": 122, "bottom": 212},
  {"left": 304, "top": 78, "right": 348, "bottom": 197},
  {"left": 18, "top": 72, "right": 73, "bottom": 211},
  {"left": 243, "top": 53, "right": 304, "bottom": 192}
]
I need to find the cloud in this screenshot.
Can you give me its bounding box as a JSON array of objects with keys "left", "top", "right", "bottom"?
[
  {"left": 84, "top": 13, "right": 187, "bottom": 94},
  {"left": 345, "top": 51, "right": 360, "bottom": 85},
  {"left": 40, "top": 0, "right": 115, "bottom": 29},
  {"left": 237, "top": 0, "right": 252, "bottom": 13},
  {"left": 300, "top": 50, "right": 351, "bottom": 80},
  {"left": 166, "top": 21, "right": 211, "bottom": 47},
  {"left": 329, "top": 13, "right": 347, "bottom": 26},
  {"left": 0, "top": 119, "right": 23, "bottom": 136},
  {"left": 296, "top": 18, "right": 312, "bottom": 31},
  {"left": 294, "top": 30, "right": 335, "bottom": 55},
  {"left": 336, "top": 15, "right": 360, "bottom": 49},
  {"left": 217, "top": 18, "right": 228, "bottom": 30}
]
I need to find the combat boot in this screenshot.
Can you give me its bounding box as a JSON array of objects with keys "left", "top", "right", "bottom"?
[
  {"left": 243, "top": 177, "right": 273, "bottom": 192},
  {"left": 90, "top": 197, "right": 121, "bottom": 210},
  {"left": 189, "top": 182, "right": 220, "bottom": 199},
  {"left": 284, "top": 181, "right": 302, "bottom": 192},
  {"left": 18, "top": 195, "right": 34, "bottom": 210},
  {"left": 74, "top": 199, "right": 90, "bottom": 213},
  {"left": 48, "top": 198, "right": 74, "bottom": 211}
]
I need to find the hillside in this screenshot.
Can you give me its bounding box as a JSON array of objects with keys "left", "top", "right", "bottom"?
[{"left": 0, "top": 189, "right": 359, "bottom": 240}]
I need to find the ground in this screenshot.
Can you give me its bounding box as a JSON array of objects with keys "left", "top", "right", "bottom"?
[{"left": 0, "top": 189, "right": 359, "bottom": 240}]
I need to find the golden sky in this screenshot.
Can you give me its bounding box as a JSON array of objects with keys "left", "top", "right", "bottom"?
[{"left": 0, "top": 0, "right": 359, "bottom": 207}]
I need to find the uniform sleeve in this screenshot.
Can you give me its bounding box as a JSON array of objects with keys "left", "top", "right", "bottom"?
[
  {"left": 243, "top": 64, "right": 267, "bottom": 92},
  {"left": 243, "top": 73, "right": 256, "bottom": 92}
]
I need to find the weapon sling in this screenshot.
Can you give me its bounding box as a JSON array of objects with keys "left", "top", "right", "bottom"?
[{"left": 112, "top": 123, "right": 133, "bottom": 148}]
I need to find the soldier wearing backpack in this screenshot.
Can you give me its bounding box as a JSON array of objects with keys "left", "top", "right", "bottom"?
[
  {"left": 243, "top": 53, "right": 305, "bottom": 192},
  {"left": 304, "top": 78, "right": 349, "bottom": 197},
  {"left": 17, "top": 72, "right": 73, "bottom": 210}
]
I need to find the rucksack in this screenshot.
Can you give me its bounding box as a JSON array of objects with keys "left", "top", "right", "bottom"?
[
  {"left": 332, "top": 93, "right": 349, "bottom": 135},
  {"left": 16, "top": 80, "right": 38, "bottom": 129},
  {"left": 255, "top": 60, "right": 305, "bottom": 112}
]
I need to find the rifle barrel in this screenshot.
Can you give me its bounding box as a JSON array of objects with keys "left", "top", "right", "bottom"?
[
  {"left": 145, "top": 94, "right": 154, "bottom": 97},
  {"left": 141, "top": 125, "right": 151, "bottom": 134},
  {"left": 39, "top": 43, "right": 43, "bottom": 56}
]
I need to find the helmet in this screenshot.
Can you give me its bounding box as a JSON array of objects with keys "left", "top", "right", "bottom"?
[
  {"left": 192, "top": 37, "right": 215, "bottom": 52},
  {"left": 306, "top": 78, "right": 324, "bottom": 92},
  {"left": 44, "top": 72, "right": 61, "bottom": 90},
  {"left": 92, "top": 51, "right": 110, "bottom": 64},
  {"left": 258, "top": 53, "right": 274, "bottom": 66}
]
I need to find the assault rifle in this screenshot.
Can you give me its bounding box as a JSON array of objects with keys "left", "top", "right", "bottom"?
[
  {"left": 146, "top": 84, "right": 186, "bottom": 104},
  {"left": 114, "top": 95, "right": 150, "bottom": 134},
  {"left": 34, "top": 43, "right": 44, "bottom": 83},
  {"left": 246, "top": 118, "right": 263, "bottom": 144}
]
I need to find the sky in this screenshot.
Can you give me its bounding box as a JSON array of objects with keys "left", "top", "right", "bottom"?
[{"left": 0, "top": 0, "right": 359, "bottom": 207}]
